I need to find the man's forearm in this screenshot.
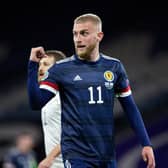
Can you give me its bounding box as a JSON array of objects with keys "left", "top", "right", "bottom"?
[{"left": 119, "top": 95, "right": 152, "bottom": 146}]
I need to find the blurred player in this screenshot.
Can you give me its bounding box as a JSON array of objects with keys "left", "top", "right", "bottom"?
[
  {"left": 3, "top": 132, "right": 37, "bottom": 168},
  {"left": 27, "top": 14, "right": 155, "bottom": 168},
  {"left": 28, "top": 49, "right": 66, "bottom": 168}
]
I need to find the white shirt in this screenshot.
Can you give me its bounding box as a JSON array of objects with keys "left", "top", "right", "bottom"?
[{"left": 41, "top": 93, "right": 64, "bottom": 168}]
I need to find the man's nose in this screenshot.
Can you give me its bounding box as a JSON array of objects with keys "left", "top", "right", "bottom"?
[
  {"left": 75, "top": 34, "right": 82, "bottom": 42},
  {"left": 39, "top": 66, "right": 43, "bottom": 72}
]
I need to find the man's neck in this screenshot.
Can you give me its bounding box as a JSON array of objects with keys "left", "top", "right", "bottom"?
[{"left": 78, "top": 50, "right": 100, "bottom": 62}]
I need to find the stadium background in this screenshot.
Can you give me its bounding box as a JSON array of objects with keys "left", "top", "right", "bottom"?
[{"left": 0, "top": 2, "right": 167, "bottom": 167}]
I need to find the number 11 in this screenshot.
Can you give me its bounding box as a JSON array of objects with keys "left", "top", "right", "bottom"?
[{"left": 88, "top": 86, "right": 104, "bottom": 104}]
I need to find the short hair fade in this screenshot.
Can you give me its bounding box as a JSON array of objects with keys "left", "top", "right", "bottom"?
[
  {"left": 45, "top": 50, "right": 66, "bottom": 62},
  {"left": 74, "top": 13, "right": 102, "bottom": 31}
]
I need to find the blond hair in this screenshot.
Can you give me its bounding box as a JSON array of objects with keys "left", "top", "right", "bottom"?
[{"left": 74, "top": 13, "right": 102, "bottom": 31}]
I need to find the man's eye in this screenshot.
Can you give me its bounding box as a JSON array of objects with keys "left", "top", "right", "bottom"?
[
  {"left": 81, "top": 31, "right": 88, "bottom": 36},
  {"left": 44, "top": 63, "right": 49, "bottom": 66},
  {"left": 73, "top": 32, "right": 77, "bottom": 36}
]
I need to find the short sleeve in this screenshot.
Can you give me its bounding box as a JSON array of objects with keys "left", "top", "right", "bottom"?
[{"left": 114, "top": 62, "right": 132, "bottom": 97}]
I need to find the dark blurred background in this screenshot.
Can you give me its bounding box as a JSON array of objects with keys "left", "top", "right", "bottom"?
[{"left": 0, "top": 2, "right": 167, "bottom": 167}]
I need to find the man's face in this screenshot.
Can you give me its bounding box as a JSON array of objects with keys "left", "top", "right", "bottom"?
[
  {"left": 17, "top": 135, "right": 34, "bottom": 153},
  {"left": 38, "top": 56, "right": 55, "bottom": 82},
  {"left": 73, "top": 21, "right": 101, "bottom": 59}
]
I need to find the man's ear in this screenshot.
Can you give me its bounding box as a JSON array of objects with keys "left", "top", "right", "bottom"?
[{"left": 97, "top": 32, "right": 104, "bottom": 42}]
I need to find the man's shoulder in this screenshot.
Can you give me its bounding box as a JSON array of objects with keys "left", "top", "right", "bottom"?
[
  {"left": 5, "top": 148, "right": 20, "bottom": 158},
  {"left": 56, "top": 55, "right": 75, "bottom": 65},
  {"left": 101, "top": 53, "right": 120, "bottom": 63},
  {"left": 49, "top": 55, "right": 75, "bottom": 72}
]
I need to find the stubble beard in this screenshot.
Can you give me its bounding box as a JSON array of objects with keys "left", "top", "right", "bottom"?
[{"left": 76, "top": 43, "right": 96, "bottom": 60}]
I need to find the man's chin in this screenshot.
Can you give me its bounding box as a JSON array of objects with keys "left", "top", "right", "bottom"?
[{"left": 77, "top": 51, "right": 87, "bottom": 59}]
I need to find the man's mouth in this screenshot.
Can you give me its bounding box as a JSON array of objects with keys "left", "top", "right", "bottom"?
[
  {"left": 77, "top": 45, "right": 86, "bottom": 48},
  {"left": 39, "top": 73, "right": 44, "bottom": 77}
]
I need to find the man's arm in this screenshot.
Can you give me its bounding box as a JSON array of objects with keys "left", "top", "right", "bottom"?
[
  {"left": 38, "top": 145, "right": 61, "bottom": 168},
  {"left": 27, "top": 47, "right": 55, "bottom": 110},
  {"left": 119, "top": 95, "right": 155, "bottom": 168}
]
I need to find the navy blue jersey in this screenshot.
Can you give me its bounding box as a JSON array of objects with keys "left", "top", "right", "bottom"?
[{"left": 40, "top": 53, "right": 131, "bottom": 161}]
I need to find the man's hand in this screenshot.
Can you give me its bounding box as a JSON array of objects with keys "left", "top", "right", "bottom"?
[
  {"left": 142, "top": 146, "right": 155, "bottom": 168},
  {"left": 29, "top": 46, "right": 46, "bottom": 62},
  {"left": 38, "top": 156, "right": 54, "bottom": 168}
]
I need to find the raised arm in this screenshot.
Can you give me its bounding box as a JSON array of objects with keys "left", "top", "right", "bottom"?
[{"left": 27, "top": 47, "right": 55, "bottom": 110}]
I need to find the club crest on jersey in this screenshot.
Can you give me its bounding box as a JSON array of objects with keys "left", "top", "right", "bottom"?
[
  {"left": 104, "top": 71, "right": 114, "bottom": 81},
  {"left": 41, "top": 71, "right": 49, "bottom": 81},
  {"left": 104, "top": 70, "right": 114, "bottom": 89}
]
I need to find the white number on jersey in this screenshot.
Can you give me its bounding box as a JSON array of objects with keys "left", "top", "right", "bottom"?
[{"left": 88, "top": 86, "right": 104, "bottom": 104}]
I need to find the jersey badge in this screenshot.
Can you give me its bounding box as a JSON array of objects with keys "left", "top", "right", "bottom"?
[{"left": 104, "top": 70, "right": 114, "bottom": 89}]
